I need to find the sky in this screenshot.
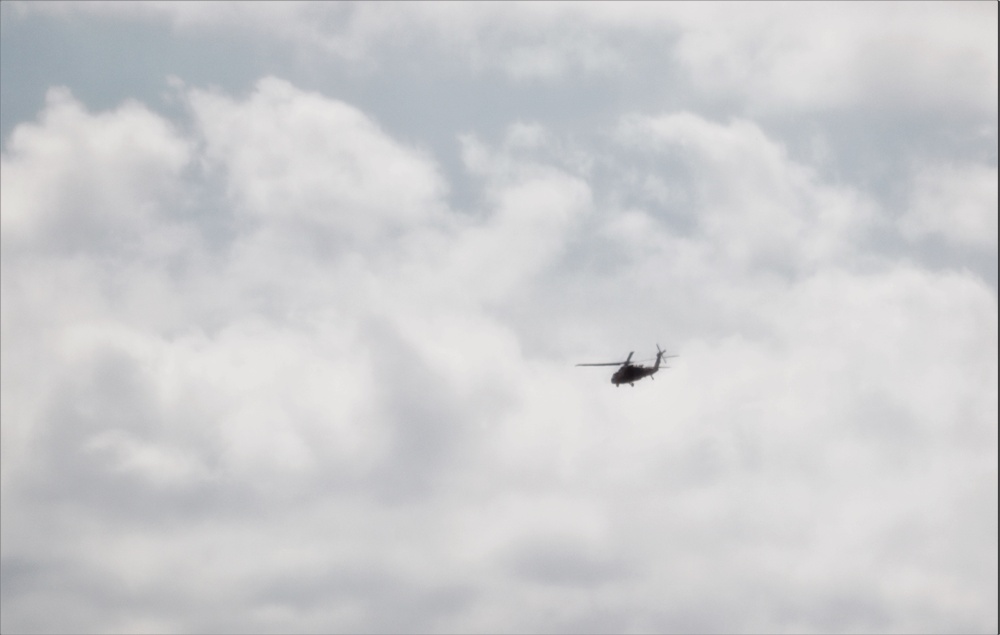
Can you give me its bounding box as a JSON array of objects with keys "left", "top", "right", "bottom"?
[{"left": 0, "top": 2, "right": 997, "bottom": 633}]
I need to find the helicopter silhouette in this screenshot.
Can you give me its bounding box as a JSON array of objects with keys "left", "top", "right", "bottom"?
[{"left": 576, "top": 345, "right": 677, "bottom": 387}]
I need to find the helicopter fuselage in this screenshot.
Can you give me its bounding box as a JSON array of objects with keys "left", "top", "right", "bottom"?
[{"left": 611, "top": 364, "right": 658, "bottom": 386}]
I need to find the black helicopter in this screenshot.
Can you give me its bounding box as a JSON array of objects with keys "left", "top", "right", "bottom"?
[{"left": 576, "top": 345, "right": 677, "bottom": 387}]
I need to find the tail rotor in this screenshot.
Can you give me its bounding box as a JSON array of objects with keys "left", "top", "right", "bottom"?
[{"left": 655, "top": 343, "right": 678, "bottom": 369}]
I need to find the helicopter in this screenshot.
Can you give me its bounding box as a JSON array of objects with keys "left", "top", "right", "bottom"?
[{"left": 576, "top": 345, "right": 678, "bottom": 387}]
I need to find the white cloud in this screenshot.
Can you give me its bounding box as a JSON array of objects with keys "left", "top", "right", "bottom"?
[
  {"left": 614, "top": 111, "right": 874, "bottom": 274},
  {"left": 436, "top": 170, "right": 590, "bottom": 304},
  {"left": 83, "top": 427, "right": 212, "bottom": 489},
  {"left": 189, "top": 77, "right": 446, "bottom": 243},
  {"left": 670, "top": 2, "right": 998, "bottom": 114},
  {"left": 1, "top": 63, "right": 995, "bottom": 635},
  {"left": 902, "top": 162, "right": 998, "bottom": 249},
  {"left": 0, "top": 87, "right": 192, "bottom": 253},
  {"left": 0, "top": 90, "right": 195, "bottom": 494}
]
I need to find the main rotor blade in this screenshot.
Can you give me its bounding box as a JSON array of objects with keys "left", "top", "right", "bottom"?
[{"left": 575, "top": 362, "right": 627, "bottom": 367}]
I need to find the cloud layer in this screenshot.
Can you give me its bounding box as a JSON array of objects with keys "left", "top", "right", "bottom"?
[
  {"left": 28, "top": 1, "right": 998, "bottom": 113},
  {"left": 2, "top": 5, "right": 997, "bottom": 634}
]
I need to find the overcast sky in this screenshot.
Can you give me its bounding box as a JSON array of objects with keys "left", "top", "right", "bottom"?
[{"left": 1, "top": 2, "right": 997, "bottom": 634}]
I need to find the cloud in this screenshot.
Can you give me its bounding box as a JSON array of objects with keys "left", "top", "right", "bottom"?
[
  {"left": 902, "top": 161, "right": 998, "bottom": 249},
  {"left": 1, "top": 61, "right": 996, "bottom": 635},
  {"left": 669, "top": 2, "right": 998, "bottom": 114},
  {"left": 0, "top": 86, "right": 192, "bottom": 255},
  {"left": 613, "top": 111, "right": 874, "bottom": 275},
  {"left": 21, "top": 2, "right": 998, "bottom": 115},
  {"left": 188, "top": 77, "right": 447, "bottom": 243}
]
